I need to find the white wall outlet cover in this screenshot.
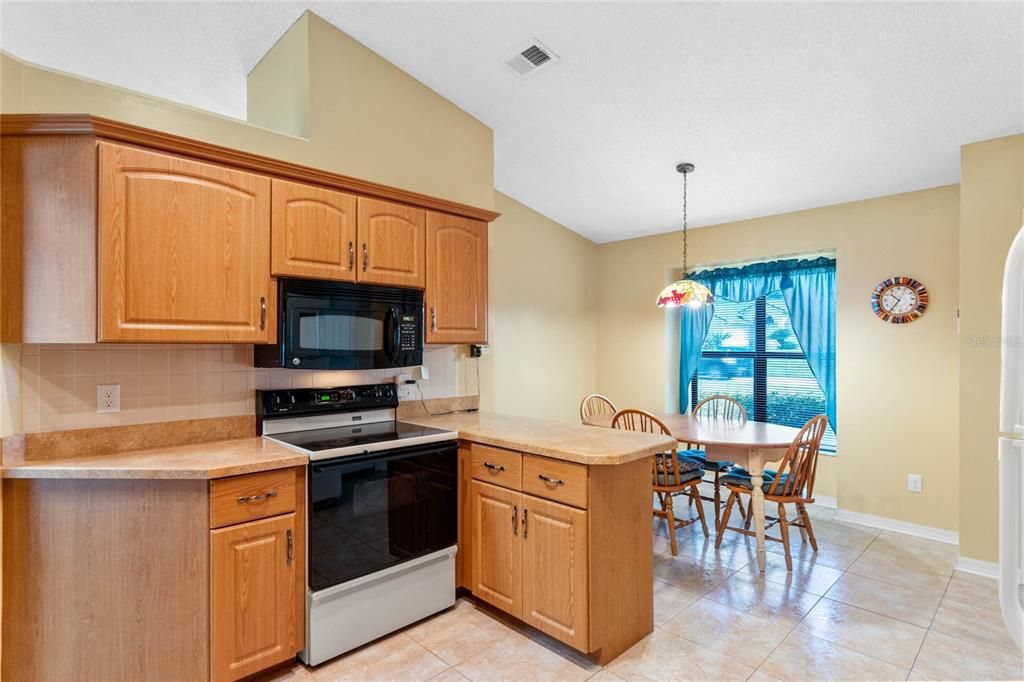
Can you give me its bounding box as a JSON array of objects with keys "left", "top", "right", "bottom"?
[
  {"left": 417, "top": 365, "right": 430, "bottom": 380},
  {"left": 907, "top": 474, "right": 923, "bottom": 493},
  {"left": 97, "top": 383, "right": 120, "bottom": 413},
  {"left": 395, "top": 373, "right": 416, "bottom": 400}
]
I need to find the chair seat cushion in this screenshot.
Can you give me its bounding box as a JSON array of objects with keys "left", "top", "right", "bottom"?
[
  {"left": 656, "top": 466, "right": 704, "bottom": 487},
  {"left": 677, "top": 449, "right": 733, "bottom": 472},
  {"left": 721, "top": 470, "right": 792, "bottom": 493}
]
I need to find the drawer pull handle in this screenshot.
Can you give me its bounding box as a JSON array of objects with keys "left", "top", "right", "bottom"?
[
  {"left": 512, "top": 504, "right": 518, "bottom": 535},
  {"left": 482, "top": 462, "right": 506, "bottom": 472},
  {"left": 537, "top": 474, "right": 565, "bottom": 486},
  {"left": 237, "top": 490, "right": 278, "bottom": 504}
]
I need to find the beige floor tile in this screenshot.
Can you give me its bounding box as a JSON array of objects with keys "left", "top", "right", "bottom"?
[
  {"left": 406, "top": 600, "right": 518, "bottom": 667},
  {"left": 943, "top": 569, "right": 1000, "bottom": 606},
  {"left": 845, "top": 549, "right": 952, "bottom": 596},
  {"left": 794, "top": 598, "right": 927, "bottom": 669},
  {"left": 823, "top": 573, "right": 940, "bottom": 629},
  {"left": 430, "top": 669, "right": 469, "bottom": 681},
  {"left": 586, "top": 671, "right": 625, "bottom": 681},
  {"left": 911, "top": 630, "right": 1024, "bottom": 681},
  {"left": 736, "top": 551, "right": 844, "bottom": 596},
  {"left": 312, "top": 632, "right": 448, "bottom": 682},
  {"left": 653, "top": 578, "right": 702, "bottom": 626},
  {"left": 807, "top": 504, "right": 837, "bottom": 520},
  {"left": 678, "top": 533, "right": 757, "bottom": 571},
  {"left": 868, "top": 532, "right": 958, "bottom": 565},
  {"left": 661, "top": 597, "right": 790, "bottom": 668},
  {"left": 604, "top": 628, "right": 755, "bottom": 681},
  {"left": 653, "top": 552, "right": 737, "bottom": 595},
  {"left": 800, "top": 517, "right": 880, "bottom": 551},
  {"left": 767, "top": 535, "right": 864, "bottom": 571},
  {"left": 760, "top": 632, "right": 908, "bottom": 681},
  {"left": 747, "top": 670, "right": 784, "bottom": 681},
  {"left": 930, "top": 594, "right": 1024, "bottom": 656},
  {"left": 455, "top": 631, "right": 594, "bottom": 682},
  {"left": 705, "top": 573, "right": 821, "bottom": 626}
]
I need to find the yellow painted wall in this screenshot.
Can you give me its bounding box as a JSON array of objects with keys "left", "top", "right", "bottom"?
[
  {"left": 246, "top": 13, "right": 310, "bottom": 139},
  {"left": 958, "top": 134, "right": 1024, "bottom": 562},
  {"left": 595, "top": 186, "right": 961, "bottom": 521},
  {"left": 473, "top": 192, "right": 599, "bottom": 423}
]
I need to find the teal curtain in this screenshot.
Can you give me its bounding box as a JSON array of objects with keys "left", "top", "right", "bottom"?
[{"left": 678, "top": 257, "right": 837, "bottom": 431}]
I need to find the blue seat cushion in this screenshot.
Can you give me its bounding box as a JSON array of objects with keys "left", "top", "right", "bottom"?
[
  {"left": 656, "top": 466, "right": 704, "bottom": 487},
  {"left": 678, "top": 449, "right": 733, "bottom": 472},
  {"left": 721, "top": 469, "right": 792, "bottom": 493}
]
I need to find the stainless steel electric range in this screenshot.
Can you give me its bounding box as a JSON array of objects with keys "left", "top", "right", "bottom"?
[{"left": 257, "top": 383, "right": 458, "bottom": 666}]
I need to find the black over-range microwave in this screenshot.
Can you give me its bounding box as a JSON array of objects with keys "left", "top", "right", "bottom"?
[{"left": 254, "top": 278, "right": 424, "bottom": 370}]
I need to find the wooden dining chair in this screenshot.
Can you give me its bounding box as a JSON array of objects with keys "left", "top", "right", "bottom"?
[
  {"left": 579, "top": 393, "right": 617, "bottom": 423},
  {"left": 611, "top": 408, "right": 708, "bottom": 556},
  {"left": 715, "top": 414, "right": 829, "bottom": 570},
  {"left": 680, "top": 395, "right": 748, "bottom": 528}
]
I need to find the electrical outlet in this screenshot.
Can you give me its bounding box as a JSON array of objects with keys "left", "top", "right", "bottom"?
[
  {"left": 395, "top": 373, "right": 415, "bottom": 401},
  {"left": 470, "top": 344, "right": 489, "bottom": 357},
  {"left": 97, "top": 384, "right": 120, "bottom": 413},
  {"left": 907, "top": 474, "right": 923, "bottom": 493}
]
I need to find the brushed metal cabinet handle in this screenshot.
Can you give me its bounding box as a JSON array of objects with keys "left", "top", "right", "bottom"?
[
  {"left": 537, "top": 474, "right": 565, "bottom": 486},
  {"left": 237, "top": 490, "right": 278, "bottom": 504},
  {"left": 287, "top": 528, "right": 294, "bottom": 565},
  {"left": 512, "top": 504, "right": 518, "bottom": 536},
  {"left": 362, "top": 243, "right": 368, "bottom": 272},
  {"left": 431, "top": 306, "right": 437, "bottom": 333},
  {"left": 482, "top": 462, "right": 506, "bottom": 472},
  {"left": 259, "top": 297, "right": 267, "bottom": 331},
  {"left": 348, "top": 241, "right": 355, "bottom": 270},
  {"left": 522, "top": 508, "right": 528, "bottom": 539}
]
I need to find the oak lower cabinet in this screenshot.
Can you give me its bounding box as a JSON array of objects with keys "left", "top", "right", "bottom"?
[
  {"left": 464, "top": 443, "right": 653, "bottom": 664},
  {"left": 2, "top": 466, "right": 306, "bottom": 682},
  {"left": 211, "top": 514, "right": 300, "bottom": 682},
  {"left": 98, "top": 142, "right": 276, "bottom": 343},
  {"left": 425, "top": 212, "right": 488, "bottom": 343}
]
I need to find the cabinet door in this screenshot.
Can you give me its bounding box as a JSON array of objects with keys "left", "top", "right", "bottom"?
[
  {"left": 356, "top": 197, "right": 426, "bottom": 288},
  {"left": 522, "top": 495, "right": 589, "bottom": 650},
  {"left": 271, "top": 179, "right": 357, "bottom": 281},
  {"left": 425, "top": 212, "right": 488, "bottom": 344},
  {"left": 470, "top": 480, "right": 522, "bottom": 618},
  {"left": 98, "top": 142, "right": 274, "bottom": 342},
  {"left": 211, "top": 514, "right": 298, "bottom": 682}
]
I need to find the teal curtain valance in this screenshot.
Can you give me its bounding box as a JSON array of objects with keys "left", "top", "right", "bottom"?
[{"left": 692, "top": 256, "right": 836, "bottom": 285}]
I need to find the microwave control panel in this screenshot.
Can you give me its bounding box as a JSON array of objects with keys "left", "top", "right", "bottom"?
[{"left": 399, "top": 315, "right": 419, "bottom": 351}]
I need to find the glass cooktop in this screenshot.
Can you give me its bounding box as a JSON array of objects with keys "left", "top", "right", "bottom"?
[{"left": 268, "top": 420, "right": 454, "bottom": 454}]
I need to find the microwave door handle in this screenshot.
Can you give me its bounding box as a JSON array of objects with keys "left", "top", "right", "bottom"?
[{"left": 386, "top": 307, "right": 400, "bottom": 363}]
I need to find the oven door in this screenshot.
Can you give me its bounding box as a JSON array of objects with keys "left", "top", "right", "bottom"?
[{"left": 308, "top": 441, "right": 458, "bottom": 593}]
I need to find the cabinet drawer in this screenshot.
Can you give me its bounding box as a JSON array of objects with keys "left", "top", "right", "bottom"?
[
  {"left": 523, "top": 455, "right": 588, "bottom": 509},
  {"left": 470, "top": 444, "right": 522, "bottom": 491},
  {"left": 210, "top": 468, "right": 297, "bottom": 529}
]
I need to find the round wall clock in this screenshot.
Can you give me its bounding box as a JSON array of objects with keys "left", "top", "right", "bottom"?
[{"left": 871, "top": 276, "right": 928, "bottom": 324}]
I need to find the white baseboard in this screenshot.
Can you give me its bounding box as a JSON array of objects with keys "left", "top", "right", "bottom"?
[
  {"left": 813, "top": 495, "right": 837, "bottom": 509},
  {"left": 833, "top": 508, "right": 959, "bottom": 545},
  {"left": 955, "top": 556, "right": 999, "bottom": 579}
]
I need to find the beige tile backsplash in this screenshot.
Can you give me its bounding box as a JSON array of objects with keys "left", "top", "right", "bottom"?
[{"left": 20, "top": 343, "right": 466, "bottom": 433}]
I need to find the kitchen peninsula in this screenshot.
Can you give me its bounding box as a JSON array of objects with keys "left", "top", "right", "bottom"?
[{"left": 1, "top": 408, "right": 674, "bottom": 679}]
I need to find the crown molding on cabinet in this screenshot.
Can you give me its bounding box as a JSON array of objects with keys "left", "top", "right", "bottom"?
[{"left": 0, "top": 114, "right": 501, "bottom": 223}]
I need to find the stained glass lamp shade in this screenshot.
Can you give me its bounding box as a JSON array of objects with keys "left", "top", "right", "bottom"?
[{"left": 656, "top": 162, "right": 713, "bottom": 308}]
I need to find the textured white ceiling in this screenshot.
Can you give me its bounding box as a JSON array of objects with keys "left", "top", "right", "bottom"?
[{"left": 3, "top": 2, "right": 1022, "bottom": 243}]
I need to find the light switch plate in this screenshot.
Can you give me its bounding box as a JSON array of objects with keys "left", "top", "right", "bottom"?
[{"left": 97, "top": 384, "right": 120, "bottom": 413}]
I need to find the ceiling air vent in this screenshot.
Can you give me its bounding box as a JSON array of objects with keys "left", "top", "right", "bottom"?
[{"left": 502, "top": 39, "right": 559, "bottom": 78}]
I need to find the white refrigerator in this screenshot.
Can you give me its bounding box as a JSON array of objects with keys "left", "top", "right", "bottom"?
[{"left": 997, "top": 220, "right": 1024, "bottom": 650}]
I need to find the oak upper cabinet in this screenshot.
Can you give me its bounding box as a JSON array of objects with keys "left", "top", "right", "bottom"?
[
  {"left": 356, "top": 197, "right": 426, "bottom": 288},
  {"left": 521, "top": 496, "right": 589, "bottom": 650},
  {"left": 98, "top": 142, "right": 275, "bottom": 343},
  {"left": 470, "top": 480, "right": 522, "bottom": 618},
  {"left": 425, "top": 212, "right": 488, "bottom": 344},
  {"left": 211, "top": 513, "right": 299, "bottom": 682},
  {"left": 271, "top": 179, "right": 357, "bottom": 281}
]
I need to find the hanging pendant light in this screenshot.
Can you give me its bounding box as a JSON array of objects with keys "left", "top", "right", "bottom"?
[{"left": 656, "top": 163, "right": 714, "bottom": 308}]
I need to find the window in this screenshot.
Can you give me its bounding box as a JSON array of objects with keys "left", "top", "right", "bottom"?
[{"left": 691, "top": 291, "right": 837, "bottom": 452}]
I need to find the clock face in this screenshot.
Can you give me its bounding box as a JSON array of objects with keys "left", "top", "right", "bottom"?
[{"left": 871, "top": 277, "right": 928, "bottom": 323}]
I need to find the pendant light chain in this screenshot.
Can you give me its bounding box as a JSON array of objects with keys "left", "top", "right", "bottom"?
[{"left": 682, "top": 168, "right": 688, "bottom": 276}]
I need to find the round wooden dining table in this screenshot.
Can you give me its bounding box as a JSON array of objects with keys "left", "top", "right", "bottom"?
[{"left": 583, "top": 412, "right": 801, "bottom": 573}]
